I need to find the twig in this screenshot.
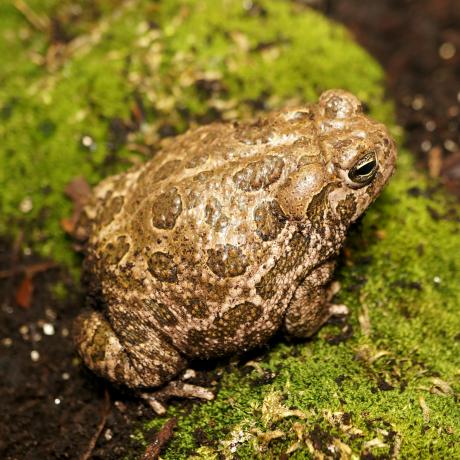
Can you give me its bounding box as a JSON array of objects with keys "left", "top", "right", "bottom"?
[
  {"left": 143, "top": 417, "right": 178, "bottom": 460},
  {"left": 13, "top": 0, "right": 50, "bottom": 32},
  {"left": 11, "top": 230, "right": 24, "bottom": 267},
  {"left": 0, "top": 261, "right": 57, "bottom": 279},
  {"left": 79, "top": 387, "right": 111, "bottom": 460}
]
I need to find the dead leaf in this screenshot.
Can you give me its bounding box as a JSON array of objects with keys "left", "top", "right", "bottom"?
[
  {"left": 62, "top": 176, "right": 92, "bottom": 236},
  {"left": 64, "top": 176, "right": 92, "bottom": 204},
  {"left": 15, "top": 275, "right": 33, "bottom": 308}
]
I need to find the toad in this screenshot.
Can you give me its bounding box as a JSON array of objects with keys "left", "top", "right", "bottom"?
[{"left": 73, "top": 90, "right": 397, "bottom": 413}]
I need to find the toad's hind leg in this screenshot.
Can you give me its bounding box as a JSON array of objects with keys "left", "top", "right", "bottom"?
[
  {"left": 73, "top": 310, "right": 186, "bottom": 389},
  {"left": 74, "top": 310, "right": 214, "bottom": 414}
]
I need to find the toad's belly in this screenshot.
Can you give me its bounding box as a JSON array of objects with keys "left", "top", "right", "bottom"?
[
  {"left": 177, "top": 306, "right": 286, "bottom": 359},
  {"left": 165, "top": 280, "right": 300, "bottom": 359}
]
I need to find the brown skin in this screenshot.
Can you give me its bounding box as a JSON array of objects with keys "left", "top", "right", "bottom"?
[{"left": 74, "top": 90, "right": 397, "bottom": 406}]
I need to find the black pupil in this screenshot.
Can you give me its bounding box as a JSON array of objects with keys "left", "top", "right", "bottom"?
[{"left": 357, "top": 160, "right": 376, "bottom": 176}]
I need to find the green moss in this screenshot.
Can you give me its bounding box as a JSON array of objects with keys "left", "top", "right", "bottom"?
[{"left": 1, "top": 0, "right": 459, "bottom": 458}]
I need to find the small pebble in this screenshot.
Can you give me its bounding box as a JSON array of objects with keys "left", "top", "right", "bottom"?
[
  {"left": 433, "top": 276, "right": 441, "bottom": 284},
  {"left": 425, "top": 120, "right": 436, "bottom": 132},
  {"left": 61, "top": 327, "right": 69, "bottom": 337},
  {"left": 2, "top": 337, "right": 13, "bottom": 347},
  {"left": 54, "top": 398, "right": 61, "bottom": 405},
  {"left": 411, "top": 95, "right": 425, "bottom": 110},
  {"left": 444, "top": 139, "right": 458, "bottom": 152},
  {"left": 439, "top": 42, "right": 456, "bottom": 60},
  {"left": 81, "top": 135, "right": 94, "bottom": 147},
  {"left": 43, "top": 323, "right": 55, "bottom": 336},
  {"left": 104, "top": 429, "right": 113, "bottom": 441},
  {"left": 62, "top": 372, "right": 70, "bottom": 380},
  {"left": 30, "top": 350, "right": 40, "bottom": 362},
  {"left": 19, "top": 325, "right": 29, "bottom": 335},
  {"left": 421, "top": 140, "right": 432, "bottom": 152}
]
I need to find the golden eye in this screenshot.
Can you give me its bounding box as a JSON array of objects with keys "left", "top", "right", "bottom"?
[{"left": 348, "top": 151, "right": 378, "bottom": 185}]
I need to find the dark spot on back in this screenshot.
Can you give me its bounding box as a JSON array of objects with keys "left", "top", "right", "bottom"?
[
  {"left": 233, "top": 155, "right": 284, "bottom": 191},
  {"left": 145, "top": 298, "right": 178, "bottom": 326},
  {"left": 298, "top": 154, "right": 321, "bottom": 167},
  {"left": 186, "top": 298, "right": 210, "bottom": 319},
  {"left": 151, "top": 187, "right": 182, "bottom": 229},
  {"left": 218, "top": 302, "right": 262, "bottom": 333},
  {"left": 193, "top": 170, "right": 214, "bottom": 183},
  {"left": 186, "top": 190, "right": 200, "bottom": 209},
  {"left": 205, "top": 198, "right": 229, "bottom": 232},
  {"left": 104, "top": 235, "right": 130, "bottom": 265},
  {"left": 148, "top": 252, "right": 178, "bottom": 282},
  {"left": 207, "top": 244, "right": 248, "bottom": 278},
  {"left": 234, "top": 119, "right": 271, "bottom": 145},
  {"left": 253, "top": 200, "right": 287, "bottom": 241}
]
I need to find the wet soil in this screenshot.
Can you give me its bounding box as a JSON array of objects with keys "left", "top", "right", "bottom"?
[
  {"left": 1, "top": 1, "right": 459, "bottom": 459},
  {"left": 0, "top": 243, "right": 148, "bottom": 459}
]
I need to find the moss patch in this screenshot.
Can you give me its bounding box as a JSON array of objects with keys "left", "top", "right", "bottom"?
[{"left": 1, "top": 0, "right": 459, "bottom": 458}]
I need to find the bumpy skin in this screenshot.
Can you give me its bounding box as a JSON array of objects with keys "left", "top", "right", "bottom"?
[{"left": 74, "top": 90, "right": 397, "bottom": 390}]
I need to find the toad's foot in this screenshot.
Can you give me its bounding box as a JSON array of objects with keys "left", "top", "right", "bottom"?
[
  {"left": 329, "top": 303, "right": 349, "bottom": 317},
  {"left": 327, "top": 281, "right": 349, "bottom": 317},
  {"left": 141, "top": 380, "right": 215, "bottom": 415}
]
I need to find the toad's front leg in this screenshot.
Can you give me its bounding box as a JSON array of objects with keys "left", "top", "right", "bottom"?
[{"left": 284, "top": 260, "right": 348, "bottom": 338}]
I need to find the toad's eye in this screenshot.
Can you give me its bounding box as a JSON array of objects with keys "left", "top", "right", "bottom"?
[{"left": 348, "top": 151, "right": 378, "bottom": 186}]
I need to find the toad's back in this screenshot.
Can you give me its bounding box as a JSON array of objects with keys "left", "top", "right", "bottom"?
[{"left": 81, "top": 107, "right": 327, "bottom": 358}]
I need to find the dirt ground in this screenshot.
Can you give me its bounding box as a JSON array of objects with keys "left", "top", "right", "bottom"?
[{"left": 1, "top": 1, "right": 459, "bottom": 459}]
